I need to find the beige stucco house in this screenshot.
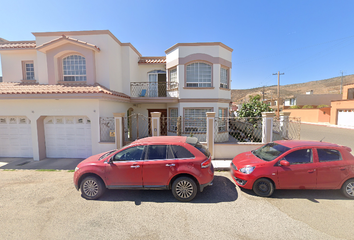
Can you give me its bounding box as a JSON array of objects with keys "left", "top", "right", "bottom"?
[{"left": 0, "top": 30, "right": 232, "bottom": 160}]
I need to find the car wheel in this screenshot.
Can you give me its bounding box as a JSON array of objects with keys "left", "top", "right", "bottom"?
[
  {"left": 80, "top": 176, "right": 105, "bottom": 200},
  {"left": 253, "top": 178, "right": 274, "bottom": 197},
  {"left": 341, "top": 178, "right": 354, "bottom": 199},
  {"left": 172, "top": 177, "right": 197, "bottom": 202}
]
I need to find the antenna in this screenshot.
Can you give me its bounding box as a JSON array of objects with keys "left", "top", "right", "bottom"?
[{"left": 320, "top": 137, "right": 325, "bottom": 142}]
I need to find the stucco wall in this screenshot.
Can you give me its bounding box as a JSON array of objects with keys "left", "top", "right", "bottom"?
[
  {"left": 343, "top": 84, "right": 354, "bottom": 100},
  {"left": 0, "top": 50, "right": 37, "bottom": 82},
  {"left": 214, "top": 143, "right": 262, "bottom": 159},
  {"left": 284, "top": 108, "right": 330, "bottom": 123}
]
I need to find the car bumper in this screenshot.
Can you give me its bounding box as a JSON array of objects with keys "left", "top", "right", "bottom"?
[
  {"left": 200, "top": 178, "right": 213, "bottom": 192},
  {"left": 230, "top": 168, "right": 254, "bottom": 189}
]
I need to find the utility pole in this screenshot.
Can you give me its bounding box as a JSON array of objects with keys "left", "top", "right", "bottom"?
[
  {"left": 340, "top": 71, "right": 344, "bottom": 94},
  {"left": 262, "top": 86, "right": 265, "bottom": 101},
  {"left": 273, "top": 71, "right": 284, "bottom": 118}
]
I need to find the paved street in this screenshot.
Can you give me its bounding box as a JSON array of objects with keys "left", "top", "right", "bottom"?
[
  {"left": 0, "top": 170, "right": 352, "bottom": 240},
  {"left": 301, "top": 124, "right": 354, "bottom": 152}
]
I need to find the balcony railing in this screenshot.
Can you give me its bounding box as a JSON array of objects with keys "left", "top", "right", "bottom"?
[{"left": 130, "top": 82, "right": 178, "bottom": 98}]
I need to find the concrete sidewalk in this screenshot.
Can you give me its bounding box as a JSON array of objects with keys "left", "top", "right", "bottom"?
[{"left": 0, "top": 157, "right": 232, "bottom": 171}]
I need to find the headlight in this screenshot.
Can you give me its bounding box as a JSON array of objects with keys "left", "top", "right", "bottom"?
[
  {"left": 239, "top": 166, "right": 255, "bottom": 174},
  {"left": 75, "top": 167, "right": 79, "bottom": 172}
]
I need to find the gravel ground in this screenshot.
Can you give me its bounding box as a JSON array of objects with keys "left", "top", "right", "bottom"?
[{"left": 0, "top": 170, "right": 352, "bottom": 240}]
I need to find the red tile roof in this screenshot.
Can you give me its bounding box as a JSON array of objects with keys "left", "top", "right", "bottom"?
[
  {"left": 36, "top": 35, "right": 100, "bottom": 51},
  {"left": 138, "top": 57, "right": 166, "bottom": 64},
  {"left": 0, "top": 41, "right": 36, "bottom": 50},
  {"left": 0, "top": 82, "right": 130, "bottom": 99}
]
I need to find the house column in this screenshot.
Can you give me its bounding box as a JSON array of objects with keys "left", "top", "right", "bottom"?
[
  {"left": 151, "top": 112, "right": 161, "bottom": 137},
  {"left": 280, "top": 112, "right": 291, "bottom": 139},
  {"left": 113, "top": 113, "right": 125, "bottom": 150},
  {"left": 262, "top": 112, "right": 274, "bottom": 143},
  {"left": 206, "top": 112, "right": 215, "bottom": 159}
]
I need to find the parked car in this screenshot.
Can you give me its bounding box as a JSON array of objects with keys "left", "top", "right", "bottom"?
[
  {"left": 74, "top": 136, "right": 214, "bottom": 201},
  {"left": 230, "top": 140, "right": 354, "bottom": 198}
]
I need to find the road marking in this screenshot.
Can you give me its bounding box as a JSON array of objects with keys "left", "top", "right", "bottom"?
[{"left": 0, "top": 162, "right": 8, "bottom": 167}]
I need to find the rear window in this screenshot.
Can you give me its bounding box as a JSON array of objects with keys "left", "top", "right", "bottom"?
[
  {"left": 186, "top": 139, "right": 210, "bottom": 158},
  {"left": 317, "top": 149, "right": 342, "bottom": 162},
  {"left": 171, "top": 145, "right": 194, "bottom": 159}
]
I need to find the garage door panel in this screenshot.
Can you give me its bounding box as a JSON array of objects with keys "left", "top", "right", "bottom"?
[
  {"left": 338, "top": 111, "right": 354, "bottom": 127},
  {"left": 44, "top": 116, "right": 92, "bottom": 158}
]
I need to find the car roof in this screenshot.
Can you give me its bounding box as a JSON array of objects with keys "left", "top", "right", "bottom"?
[
  {"left": 132, "top": 136, "right": 188, "bottom": 144},
  {"left": 274, "top": 140, "right": 342, "bottom": 148}
]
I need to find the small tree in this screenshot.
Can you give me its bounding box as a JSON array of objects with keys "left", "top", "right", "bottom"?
[{"left": 238, "top": 95, "right": 274, "bottom": 118}]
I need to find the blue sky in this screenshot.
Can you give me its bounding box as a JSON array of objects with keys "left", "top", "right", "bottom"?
[{"left": 1, "top": 0, "right": 354, "bottom": 89}]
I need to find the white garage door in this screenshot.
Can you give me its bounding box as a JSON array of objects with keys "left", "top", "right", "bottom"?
[
  {"left": 44, "top": 116, "right": 92, "bottom": 158},
  {"left": 338, "top": 110, "right": 354, "bottom": 127},
  {"left": 0, "top": 116, "right": 33, "bottom": 157}
]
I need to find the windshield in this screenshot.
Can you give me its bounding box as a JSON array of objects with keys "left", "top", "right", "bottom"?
[
  {"left": 98, "top": 150, "right": 116, "bottom": 160},
  {"left": 252, "top": 143, "right": 290, "bottom": 161}
]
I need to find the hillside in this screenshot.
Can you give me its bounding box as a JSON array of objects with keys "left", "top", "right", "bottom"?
[{"left": 231, "top": 74, "right": 354, "bottom": 103}]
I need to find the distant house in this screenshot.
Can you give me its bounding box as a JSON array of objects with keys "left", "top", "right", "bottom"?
[
  {"left": 284, "top": 93, "right": 342, "bottom": 107},
  {"left": 330, "top": 83, "right": 354, "bottom": 127}
]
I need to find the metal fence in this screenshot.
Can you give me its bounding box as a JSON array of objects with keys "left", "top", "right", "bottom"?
[
  {"left": 130, "top": 82, "right": 177, "bottom": 98},
  {"left": 161, "top": 117, "right": 207, "bottom": 142},
  {"left": 100, "top": 117, "right": 115, "bottom": 142},
  {"left": 123, "top": 113, "right": 151, "bottom": 144},
  {"left": 214, "top": 117, "right": 263, "bottom": 143},
  {"left": 272, "top": 117, "right": 301, "bottom": 141}
]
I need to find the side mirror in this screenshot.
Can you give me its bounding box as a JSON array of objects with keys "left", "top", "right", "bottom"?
[{"left": 280, "top": 160, "right": 290, "bottom": 166}]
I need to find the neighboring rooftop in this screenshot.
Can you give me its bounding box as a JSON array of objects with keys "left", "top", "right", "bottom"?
[{"left": 138, "top": 57, "right": 166, "bottom": 64}]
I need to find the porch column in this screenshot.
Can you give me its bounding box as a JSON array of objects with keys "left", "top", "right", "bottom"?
[
  {"left": 280, "top": 112, "right": 291, "bottom": 139},
  {"left": 113, "top": 113, "right": 125, "bottom": 150},
  {"left": 151, "top": 112, "right": 161, "bottom": 137},
  {"left": 206, "top": 112, "right": 215, "bottom": 159},
  {"left": 262, "top": 112, "right": 274, "bottom": 143}
]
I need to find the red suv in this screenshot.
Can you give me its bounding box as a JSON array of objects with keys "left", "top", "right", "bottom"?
[
  {"left": 231, "top": 140, "right": 354, "bottom": 198},
  {"left": 74, "top": 136, "right": 214, "bottom": 201}
]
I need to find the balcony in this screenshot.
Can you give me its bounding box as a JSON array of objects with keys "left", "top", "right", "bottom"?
[{"left": 130, "top": 82, "right": 178, "bottom": 103}]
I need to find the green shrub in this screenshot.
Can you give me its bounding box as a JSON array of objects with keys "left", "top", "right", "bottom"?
[
  {"left": 302, "top": 105, "right": 314, "bottom": 109},
  {"left": 290, "top": 105, "right": 301, "bottom": 109},
  {"left": 317, "top": 104, "right": 329, "bottom": 108}
]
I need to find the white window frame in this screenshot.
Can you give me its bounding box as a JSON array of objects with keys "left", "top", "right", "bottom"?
[
  {"left": 220, "top": 67, "right": 228, "bottom": 89},
  {"left": 63, "top": 55, "right": 87, "bottom": 81},
  {"left": 168, "top": 108, "right": 178, "bottom": 132},
  {"left": 169, "top": 68, "right": 178, "bottom": 89},
  {"left": 22, "top": 61, "right": 35, "bottom": 80},
  {"left": 186, "top": 62, "right": 212, "bottom": 88}
]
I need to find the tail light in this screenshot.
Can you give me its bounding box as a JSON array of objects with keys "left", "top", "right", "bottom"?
[{"left": 201, "top": 158, "right": 211, "bottom": 168}]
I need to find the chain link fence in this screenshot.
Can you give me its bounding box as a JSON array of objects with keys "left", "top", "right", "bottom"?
[
  {"left": 272, "top": 117, "right": 301, "bottom": 141},
  {"left": 214, "top": 117, "right": 263, "bottom": 143},
  {"left": 100, "top": 117, "right": 115, "bottom": 142}
]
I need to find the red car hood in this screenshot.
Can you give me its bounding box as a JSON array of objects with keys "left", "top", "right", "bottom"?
[
  {"left": 232, "top": 151, "right": 267, "bottom": 168},
  {"left": 77, "top": 153, "right": 103, "bottom": 167}
]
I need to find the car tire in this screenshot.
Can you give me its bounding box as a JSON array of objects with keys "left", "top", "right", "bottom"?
[
  {"left": 80, "top": 176, "right": 106, "bottom": 200},
  {"left": 341, "top": 178, "right": 354, "bottom": 199},
  {"left": 253, "top": 178, "right": 274, "bottom": 197},
  {"left": 172, "top": 177, "right": 197, "bottom": 202}
]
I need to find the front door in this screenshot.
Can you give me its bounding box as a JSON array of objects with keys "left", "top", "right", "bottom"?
[
  {"left": 277, "top": 148, "right": 317, "bottom": 189},
  {"left": 148, "top": 109, "right": 168, "bottom": 136},
  {"left": 105, "top": 145, "right": 145, "bottom": 187}
]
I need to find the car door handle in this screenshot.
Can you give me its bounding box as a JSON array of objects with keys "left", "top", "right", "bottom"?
[
  {"left": 340, "top": 167, "right": 346, "bottom": 170},
  {"left": 308, "top": 169, "right": 316, "bottom": 173},
  {"left": 131, "top": 165, "right": 140, "bottom": 169},
  {"left": 166, "top": 164, "right": 175, "bottom": 167}
]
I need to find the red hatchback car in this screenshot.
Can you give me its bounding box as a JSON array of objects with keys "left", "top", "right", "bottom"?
[
  {"left": 74, "top": 136, "right": 214, "bottom": 201},
  {"left": 230, "top": 140, "right": 354, "bottom": 198}
]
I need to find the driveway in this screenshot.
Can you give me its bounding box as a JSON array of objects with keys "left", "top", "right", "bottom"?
[{"left": 0, "top": 170, "right": 352, "bottom": 239}]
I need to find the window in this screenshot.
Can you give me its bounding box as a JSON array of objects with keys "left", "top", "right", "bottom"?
[
  {"left": 283, "top": 149, "right": 313, "bottom": 164},
  {"left": 317, "top": 149, "right": 342, "bottom": 162},
  {"left": 171, "top": 145, "right": 194, "bottom": 159},
  {"left": 169, "top": 108, "right": 178, "bottom": 132},
  {"left": 22, "top": 61, "right": 35, "bottom": 80},
  {"left": 220, "top": 67, "right": 228, "bottom": 88},
  {"left": 146, "top": 145, "right": 168, "bottom": 160},
  {"left": 113, "top": 146, "right": 145, "bottom": 161},
  {"left": 169, "top": 68, "right": 178, "bottom": 89},
  {"left": 184, "top": 108, "right": 212, "bottom": 133},
  {"left": 218, "top": 108, "right": 228, "bottom": 132},
  {"left": 63, "top": 55, "right": 86, "bottom": 81},
  {"left": 186, "top": 62, "right": 212, "bottom": 87}
]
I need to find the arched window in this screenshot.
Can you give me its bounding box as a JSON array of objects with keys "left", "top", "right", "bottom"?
[
  {"left": 63, "top": 55, "right": 86, "bottom": 81},
  {"left": 186, "top": 62, "right": 212, "bottom": 87}
]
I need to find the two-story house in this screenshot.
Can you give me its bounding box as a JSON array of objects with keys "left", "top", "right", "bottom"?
[{"left": 0, "top": 30, "right": 232, "bottom": 160}]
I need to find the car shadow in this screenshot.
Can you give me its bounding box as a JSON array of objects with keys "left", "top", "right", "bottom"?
[
  {"left": 93, "top": 176, "right": 238, "bottom": 204},
  {"left": 239, "top": 188, "right": 351, "bottom": 202}
]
